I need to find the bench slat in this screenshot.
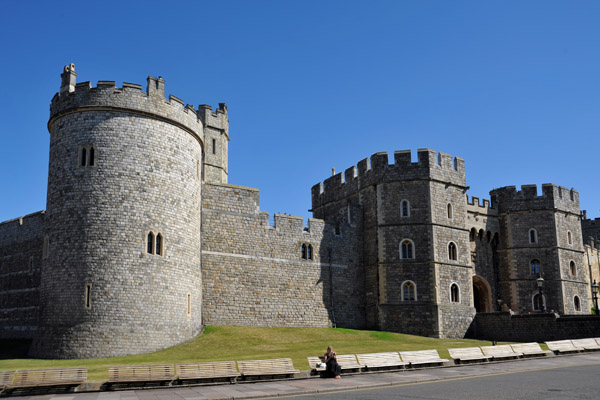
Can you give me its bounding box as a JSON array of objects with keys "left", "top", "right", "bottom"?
[
  {"left": 10, "top": 368, "right": 87, "bottom": 388},
  {"left": 356, "top": 352, "right": 407, "bottom": 369},
  {"left": 108, "top": 365, "right": 175, "bottom": 383},
  {"left": 0, "top": 371, "right": 15, "bottom": 388},
  {"left": 571, "top": 339, "right": 600, "bottom": 351},
  {"left": 546, "top": 340, "right": 584, "bottom": 354},
  {"left": 448, "top": 347, "right": 488, "bottom": 362},
  {"left": 238, "top": 358, "right": 299, "bottom": 377},
  {"left": 481, "top": 345, "right": 522, "bottom": 359},
  {"left": 176, "top": 361, "right": 239, "bottom": 380},
  {"left": 510, "top": 343, "right": 550, "bottom": 356},
  {"left": 399, "top": 350, "right": 449, "bottom": 365}
]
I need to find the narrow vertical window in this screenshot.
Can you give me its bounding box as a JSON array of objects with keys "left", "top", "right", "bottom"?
[
  {"left": 401, "top": 240, "right": 414, "bottom": 259},
  {"left": 334, "top": 222, "right": 341, "bottom": 236},
  {"left": 448, "top": 242, "right": 457, "bottom": 260},
  {"left": 187, "top": 293, "right": 192, "bottom": 316},
  {"left": 574, "top": 295, "right": 581, "bottom": 312},
  {"left": 307, "top": 244, "right": 313, "bottom": 260},
  {"left": 147, "top": 232, "right": 155, "bottom": 254},
  {"left": 89, "top": 147, "right": 95, "bottom": 166},
  {"left": 570, "top": 261, "right": 576, "bottom": 276},
  {"left": 301, "top": 244, "right": 307, "bottom": 259},
  {"left": 402, "top": 281, "right": 416, "bottom": 301},
  {"left": 529, "top": 229, "right": 537, "bottom": 244},
  {"left": 567, "top": 231, "right": 572, "bottom": 245},
  {"left": 81, "top": 147, "right": 87, "bottom": 167},
  {"left": 530, "top": 259, "right": 541, "bottom": 275},
  {"left": 212, "top": 138, "right": 216, "bottom": 155},
  {"left": 42, "top": 235, "right": 49, "bottom": 259},
  {"left": 401, "top": 200, "right": 410, "bottom": 217},
  {"left": 451, "top": 283, "right": 460, "bottom": 303},
  {"left": 156, "top": 233, "right": 162, "bottom": 256},
  {"left": 447, "top": 203, "right": 453, "bottom": 219},
  {"left": 85, "top": 283, "right": 92, "bottom": 309}
]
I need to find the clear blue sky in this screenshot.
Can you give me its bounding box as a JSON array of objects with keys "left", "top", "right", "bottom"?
[{"left": 1, "top": 1, "right": 600, "bottom": 224}]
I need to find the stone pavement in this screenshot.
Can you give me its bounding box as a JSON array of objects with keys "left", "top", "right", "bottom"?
[{"left": 8, "top": 353, "right": 600, "bottom": 400}]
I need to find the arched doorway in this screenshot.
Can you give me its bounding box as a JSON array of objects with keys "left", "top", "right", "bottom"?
[{"left": 472, "top": 276, "right": 492, "bottom": 312}]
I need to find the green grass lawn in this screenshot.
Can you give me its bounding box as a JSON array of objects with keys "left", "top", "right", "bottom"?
[{"left": 0, "top": 326, "right": 503, "bottom": 381}]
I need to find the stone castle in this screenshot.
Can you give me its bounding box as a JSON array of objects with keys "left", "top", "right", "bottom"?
[{"left": 1, "top": 64, "right": 600, "bottom": 359}]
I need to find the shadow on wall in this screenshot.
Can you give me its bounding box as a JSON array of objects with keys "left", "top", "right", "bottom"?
[{"left": 0, "top": 339, "right": 32, "bottom": 359}]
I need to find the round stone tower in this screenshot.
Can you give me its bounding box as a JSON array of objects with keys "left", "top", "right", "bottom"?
[{"left": 30, "top": 64, "right": 205, "bottom": 358}]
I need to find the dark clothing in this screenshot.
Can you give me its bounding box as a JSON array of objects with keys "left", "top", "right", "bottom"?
[{"left": 324, "top": 352, "right": 341, "bottom": 377}]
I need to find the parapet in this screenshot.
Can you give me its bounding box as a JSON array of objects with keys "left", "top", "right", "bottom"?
[
  {"left": 49, "top": 64, "right": 221, "bottom": 148},
  {"left": 198, "top": 103, "right": 229, "bottom": 139},
  {"left": 312, "top": 149, "right": 465, "bottom": 207},
  {"left": 0, "top": 211, "right": 46, "bottom": 246},
  {"left": 490, "top": 184, "right": 580, "bottom": 213},
  {"left": 466, "top": 195, "right": 497, "bottom": 216}
]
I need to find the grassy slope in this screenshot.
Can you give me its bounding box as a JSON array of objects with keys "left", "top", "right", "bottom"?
[{"left": 0, "top": 326, "right": 500, "bottom": 381}]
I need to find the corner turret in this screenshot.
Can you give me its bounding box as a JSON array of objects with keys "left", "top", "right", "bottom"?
[{"left": 199, "top": 103, "right": 229, "bottom": 184}]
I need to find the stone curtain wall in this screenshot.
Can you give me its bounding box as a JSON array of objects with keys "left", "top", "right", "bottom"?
[
  {"left": 0, "top": 212, "right": 44, "bottom": 339},
  {"left": 201, "top": 183, "right": 366, "bottom": 329},
  {"left": 473, "top": 312, "right": 600, "bottom": 342}
]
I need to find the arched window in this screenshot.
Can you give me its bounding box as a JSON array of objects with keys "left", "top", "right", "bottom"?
[
  {"left": 301, "top": 244, "right": 307, "bottom": 259},
  {"left": 469, "top": 228, "right": 476, "bottom": 242},
  {"left": 567, "top": 231, "right": 573, "bottom": 245},
  {"left": 156, "top": 233, "right": 162, "bottom": 256},
  {"left": 574, "top": 295, "right": 581, "bottom": 312},
  {"left": 529, "top": 229, "right": 537, "bottom": 244},
  {"left": 89, "top": 147, "right": 95, "bottom": 166},
  {"left": 402, "top": 281, "right": 416, "bottom": 301},
  {"left": 147, "top": 232, "right": 155, "bottom": 254},
  {"left": 307, "top": 244, "right": 313, "bottom": 260},
  {"left": 530, "top": 259, "right": 540, "bottom": 275},
  {"left": 400, "top": 239, "right": 414, "bottom": 259},
  {"left": 448, "top": 242, "right": 457, "bottom": 261},
  {"left": 570, "top": 261, "right": 576, "bottom": 276},
  {"left": 80, "top": 147, "right": 87, "bottom": 167},
  {"left": 450, "top": 283, "right": 460, "bottom": 303},
  {"left": 401, "top": 200, "right": 410, "bottom": 217},
  {"left": 533, "top": 293, "right": 545, "bottom": 311},
  {"left": 447, "top": 203, "right": 453, "bottom": 219}
]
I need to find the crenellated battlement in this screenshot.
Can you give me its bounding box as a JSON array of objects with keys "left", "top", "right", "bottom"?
[
  {"left": 466, "top": 195, "right": 497, "bottom": 216},
  {"left": 48, "top": 64, "right": 222, "bottom": 148},
  {"left": 198, "top": 103, "right": 229, "bottom": 138},
  {"left": 490, "top": 183, "right": 580, "bottom": 214},
  {"left": 312, "top": 148, "right": 465, "bottom": 207}
]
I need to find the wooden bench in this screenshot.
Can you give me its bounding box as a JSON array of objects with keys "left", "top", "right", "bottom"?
[
  {"left": 0, "top": 371, "right": 14, "bottom": 390},
  {"left": 176, "top": 361, "right": 239, "bottom": 382},
  {"left": 448, "top": 347, "right": 489, "bottom": 363},
  {"left": 7, "top": 368, "right": 87, "bottom": 391},
  {"left": 355, "top": 352, "right": 407, "bottom": 370},
  {"left": 237, "top": 358, "right": 299, "bottom": 379},
  {"left": 510, "top": 343, "right": 552, "bottom": 357},
  {"left": 108, "top": 364, "right": 175, "bottom": 386},
  {"left": 399, "top": 350, "right": 449, "bottom": 367},
  {"left": 571, "top": 338, "right": 600, "bottom": 351},
  {"left": 481, "top": 345, "right": 522, "bottom": 360},
  {"left": 546, "top": 340, "right": 584, "bottom": 354},
  {"left": 307, "top": 355, "right": 362, "bottom": 373}
]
